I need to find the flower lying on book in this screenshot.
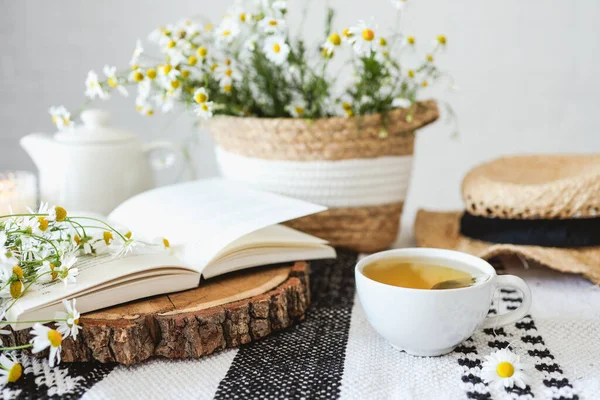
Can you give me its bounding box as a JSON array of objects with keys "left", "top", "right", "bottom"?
[
  {"left": 481, "top": 348, "right": 532, "bottom": 389},
  {"left": 0, "top": 204, "right": 170, "bottom": 382},
  {"left": 49, "top": 0, "right": 454, "bottom": 126}
]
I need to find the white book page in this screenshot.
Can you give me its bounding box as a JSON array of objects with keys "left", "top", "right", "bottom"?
[
  {"left": 7, "top": 252, "right": 192, "bottom": 324},
  {"left": 109, "top": 178, "right": 326, "bottom": 273}
]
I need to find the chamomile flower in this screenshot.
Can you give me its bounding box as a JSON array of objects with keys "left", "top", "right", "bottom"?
[
  {"left": 195, "top": 101, "right": 214, "bottom": 120},
  {"left": 392, "top": 97, "right": 412, "bottom": 108},
  {"left": 258, "top": 16, "right": 286, "bottom": 34},
  {"left": 30, "top": 323, "right": 63, "bottom": 367},
  {"left": 322, "top": 32, "right": 342, "bottom": 56},
  {"left": 55, "top": 299, "right": 81, "bottom": 340},
  {"left": 263, "top": 36, "right": 290, "bottom": 65},
  {"left": 48, "top": 106, "right": 74, "bottom": 131},
  {"left": 57, "top": 254, "right": 78, "bottom": 285},
  {"left": 348, "top": 20, "right": 378, "bottom": 56},
  {"left": 103, "top": 65, "right": 128, "bottom": 97},
  {"left": 286, "top": 100, "right": 306, "bottom": 118},
  {"left": 158, "top": 64, "right": 180, "bottom": 83},
  {"left": 432, "top": 35, "right": 448, "bottom": 52},
  {"left": 481, "top": 348, "right": 532, "bottom": 389},
  {"left": 130, "top": 39, "right": 144, "bottom": 68},
  {"left": 38, "top": 260, "right": 58, "bottom": 282},
  {"left": 0, "top": 354, "right": 22, "bottom": 384},
  {"left": 193, "top": 87, "right": 209, "bottom": 104},
  {"left": 402, "top": 35, "right": 416, "bottom": 49},
  {"left": 215, "top": 17, "right": 240, "bottom": 46},
  {"left": 135, "top": 96, "right": 154, "bottom": 116},
  {"left": 214, "top": 62, "right": 242, "bottom": 87},
  {"left": 84, "top": 70, "right": 108, "bottom": 100}
]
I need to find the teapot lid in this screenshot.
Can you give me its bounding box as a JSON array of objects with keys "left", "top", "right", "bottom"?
[{"left": 54, "top": 110, "right": 138, "bottom": 143}]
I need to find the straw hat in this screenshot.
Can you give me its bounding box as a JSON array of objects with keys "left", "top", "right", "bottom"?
[{"left": 415, "top": 154, "right": 600, "bottom": 284}]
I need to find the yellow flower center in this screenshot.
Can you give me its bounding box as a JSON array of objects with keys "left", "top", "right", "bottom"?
[
  {"left": 342, "top": 102, "right": 352, "bottom": 110},
  {"left": 47, "top": 329, "right": 63, "bottom": 347},
  {"left": 188, "top": 55, "right": 198, "bottom": 66},
  {"left": 125, "top": 231, "right": 132, "bottom": 239},
  {"left": 12, "top": 265, "right": 23, "bottom": 279},
  {"left": 345, "top": 109, "right": 354, "bottom": 117},
  {"left": 342, "top": 28, "right": 352, "bottom": 38},
  {"left": 103, "top": 231, "right": 113, "bottom": 245},
  {"left": 162, "top": 65, "right": 172, "bottom": 75},
  {"left": 131, "top": 64, "right": 139, "bottom": 71},
  {"left": 223, "top": 85, "right": 232, "bottom": 93},
  {"left": 407, "top": 35, "right": 415, "bottom": 45},
  {"left": 171, "top": 80, "right": 180, "bottom": 89},
  {"left": 7, "top": 363, "right": 22, "bottom": 383},
  {"left": 211, "top": 63, "right": 218, "bottom": 71},
  {"left": 146, "top": 110, "right": 154, "bottom": 116},
  {"left": 205, "top": 24, "right": 213, "bottom": 31},
  {"left": 55, "top": 206, "right": 67, "bottom": 222},
  {"left": 133, "top": 71, "right": 144, "bottom": 82},
  {"left": 197, "top": 47, "right": 208, "bottom": 57},
  {"left": 195, "top": 92, "right": 208, "bottom": 103},
  {"left": 422, "top": 81, "right": 429, "bottom": 87},
  {"left": 38, "top": 217, "right": 49, "bottom": 231},
  {"left": 225, "top": 58, "right": 231, "bottom": 66},
  {"left": 427, "top": 54, "right": 434, "bottom": 63},
  {"left": 51, "top": 115, "right": 58, "bottom": 124},
  {"left": 496, "top": 361, "right": 515, "bottom": 378},
  {"left": 10, "top": 281, "right": 22, "bottom": 299},
  {"left": 223, "top": 30, "right": 231, "bottom": 37},
  {"left": 167, "top": 40, "right": 176, "bottom": 48},
  {"left": 73, "top": 318, "right": 80, "bottom": 325},
  {"left": 107, "top": 77, "right": 118, "bottom": 88},
  {"left": 379, "top": 37, "right": 387, "bottom": 46},
  {"left": 50, "top": 264, "right": 57, "bottom": 280},
  {"left": 74, "top": 234, "right": 81, "bottom": 245},
  {"left": 163, "top": 238, "right": 170, "bottom": 248},
  {"left": 268, "top": 20, "right": 278, "bottom": 26},
  {"left": 437, "top": 35, "right": 447, "bottom": 45},
  {"left": 362, "top": 29, "right": 375, "bottom": 41},
  {"left": 225, "top": 69, "right": 233, "bottom": 77},
  {"left": 295, "top": 106, "right": 304, "bottom": 115},
  {"left": 239, "top": 13, "right": 247, "bottom": 22},
  {"left": 201, "top": 103, "right": 210, "bottom": 111},
  {"left": 270, "top": 43, "right": 280, "bottom": 53},
  {"left": 146, "top": 69, "right": 157, "bottom": 80},
  {"left": 181, "top": 70, "right": 190, "bottom": 78},
  {"left": 408, "top": 69, "right": 415, "bottom": 78},
  {"left": 329, "top": 33, "right": 341, "bottom": 46}
]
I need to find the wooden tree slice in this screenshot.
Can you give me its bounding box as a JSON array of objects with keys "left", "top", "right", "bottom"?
[{"left": 9, "top": 262, "right": 310, "bottom": 365}]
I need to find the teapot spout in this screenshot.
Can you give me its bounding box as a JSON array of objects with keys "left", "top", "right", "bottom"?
[{"left": 20, "top": 133, "right": 55, "bottom": 171}]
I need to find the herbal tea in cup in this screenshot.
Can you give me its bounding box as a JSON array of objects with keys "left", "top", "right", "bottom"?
[
  {"left": 362, "top": 259, "right": 480, "bottom": 290},
  {"left": 355, "top": 248, "right": 532, "bottom": 356}
]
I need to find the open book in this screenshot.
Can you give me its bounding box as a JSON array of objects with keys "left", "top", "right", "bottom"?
[{"left": 9, "top": 179, "right": 335, "bottom": 329}]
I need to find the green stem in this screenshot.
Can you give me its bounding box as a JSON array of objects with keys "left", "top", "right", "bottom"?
[
  {"left": 0, "top": 344, "right": 33, "bottom": 351},
  {"left": 68, "top": 217, "right": 127, "bottom": 241}
]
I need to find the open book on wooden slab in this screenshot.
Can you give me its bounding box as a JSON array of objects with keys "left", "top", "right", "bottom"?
[{"left": 9, "top": 178, "right": 335, "bottom": 329}]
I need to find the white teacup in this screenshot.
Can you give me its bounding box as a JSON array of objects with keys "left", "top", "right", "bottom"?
[{"left": 355, "top": 248, "right": 532, "bottom": 357}]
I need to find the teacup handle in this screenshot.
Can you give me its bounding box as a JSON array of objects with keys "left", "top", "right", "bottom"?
[{"left": 481, "top": 275, "right": 532, "bottom": 329}]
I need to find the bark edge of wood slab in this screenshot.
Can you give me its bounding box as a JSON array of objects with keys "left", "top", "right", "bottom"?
[{"left": 8, "top": 261, "right": 310, "bottom": 365}]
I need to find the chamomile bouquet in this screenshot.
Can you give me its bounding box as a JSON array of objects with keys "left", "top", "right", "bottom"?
[{"left": 49, "top": 0, "right": 451, "bottom": 128}]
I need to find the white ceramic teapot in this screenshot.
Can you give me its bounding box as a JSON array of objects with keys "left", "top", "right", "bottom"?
[{"left": 21, "top": 109, "right": 178, "bottom": 214}]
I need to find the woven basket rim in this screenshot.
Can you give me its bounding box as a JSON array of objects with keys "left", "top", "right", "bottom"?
[{"left": 209, "top": 99, "right": 437, "bottom": 123}]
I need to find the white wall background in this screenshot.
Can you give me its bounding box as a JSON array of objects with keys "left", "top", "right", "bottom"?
[{"left": 2, "top": 0, "right": 600, "bottom": 239}]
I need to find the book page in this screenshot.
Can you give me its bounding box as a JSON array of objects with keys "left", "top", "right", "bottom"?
[
  {"left": 109, "top": 178, "right": 327, "bottom": 273},
  {"left": 7, "top": 252, "right": 194, "bottom": 324}
]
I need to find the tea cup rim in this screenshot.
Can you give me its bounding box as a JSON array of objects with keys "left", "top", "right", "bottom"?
[{"left": 355, "top": 248, "right": 496, "bottom": 293}]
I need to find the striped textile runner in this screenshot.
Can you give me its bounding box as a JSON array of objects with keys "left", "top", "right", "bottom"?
[{"left": 2, "top": 251, "right": 597, "bottom": 400}]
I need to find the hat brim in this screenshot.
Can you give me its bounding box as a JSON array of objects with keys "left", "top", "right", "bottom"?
[{"left": 414, "top": 210, "right": 600, "bottom": 284}]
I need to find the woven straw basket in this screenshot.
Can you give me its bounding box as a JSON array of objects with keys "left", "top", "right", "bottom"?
[{"left": 208, "top": 100, "right": 440, "bottom": 253}]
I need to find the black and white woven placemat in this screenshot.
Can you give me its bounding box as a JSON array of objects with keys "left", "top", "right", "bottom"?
[{"left": 2, "top": 251, "right": 596, "bottom": 399}]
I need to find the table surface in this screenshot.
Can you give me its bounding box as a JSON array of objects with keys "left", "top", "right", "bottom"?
[{"left": 3, "top": 249, "right": 599, "bottom": 400}]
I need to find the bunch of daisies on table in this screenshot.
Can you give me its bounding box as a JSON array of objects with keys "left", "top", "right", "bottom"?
[
  {"left": 0, "top": 205, "right": 169, "bottom": 384},
  {"left": 49, "top": 0, "right": 452, "bottom": 130}
]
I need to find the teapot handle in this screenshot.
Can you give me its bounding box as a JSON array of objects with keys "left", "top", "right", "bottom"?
[{"left": 143, "top": 141, "right": 181, "bottom": 171}]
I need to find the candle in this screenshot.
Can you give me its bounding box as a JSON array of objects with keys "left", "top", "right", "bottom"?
[{"left": 0, "top": 171, "right": 37, "bottom": 216}]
